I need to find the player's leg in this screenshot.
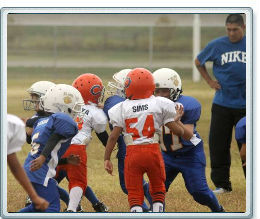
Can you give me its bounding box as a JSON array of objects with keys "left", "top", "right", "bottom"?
[
  {"left": 55, "top": 168, "right": 70, "bottom": 207},
  {"left": 162, "top": 152, "right": 179, "bottom": 192},
  {"left": 209, "top": 104, "right": 233, "bottom": 192},
  {"left": 162, "top": 152, "right": 179, "bottom": 211},
  {"left": 142, "top": 180, "right": 153, "bottom": 211},
  {"left": 124, "top": 147, "right": 145, "bottom": 212},
  {"left": 118, "top": 155, "right": 150, "bottom": 211},
  {"left": 182, "top": 147, "right": 224, "bottom": 212},
  {"left": 118, "top": 157, "right": 128, "bottom": 194},
  {"left": 57, "top": 185, "right": 69, "bottom": 207},
  {"left": 66, "top": 145, "right": 87, "bottom": 212},
  {"left": 146, "top": 145, "right": 166, "bottom": 212},
  {"left": 233, "top": 108, "right": 246, "bottom": 177},
  {"left": 19, "top": 178, "right": 60, "bottom": 212}
]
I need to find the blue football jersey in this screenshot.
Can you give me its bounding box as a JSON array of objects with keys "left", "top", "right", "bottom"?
[
  {"left": 162, "top": 95, "right": 202, "bottom": 153},
  {"left": 235, "top": 116, "right": 246, "bottom": 144},
  {"left": 103, "top": 95, "right": 126, "bottom": 159},
  {"left": 197, "top": 36, "right": 246, "bottom": 109},
  {"left": 24, "top": 112, "right": 78, "bottom": 186}
]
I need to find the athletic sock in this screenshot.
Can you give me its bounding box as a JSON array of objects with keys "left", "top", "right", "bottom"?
[
  {"left": 57, "top": 185, "right": 69, "bottom": 206},
  {"left": 153, "top": 202, "right": 164, "bottom": 212},
  {"left": 67, "top": 187, "right": 83, "bottom": 212},
  {"left": 131, "top": 205, "right": 143, "bottom": 212}
]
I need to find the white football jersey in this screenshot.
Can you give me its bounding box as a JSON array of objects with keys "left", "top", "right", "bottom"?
[
  {"left": 7, "top": 114, "right": 26, "bottom": 155},
  {"left": 108, "top": 95, "right": 177, "bottom": 145},
  {"left": 71, "top": 103, "right": 108, "bottom": 146}
]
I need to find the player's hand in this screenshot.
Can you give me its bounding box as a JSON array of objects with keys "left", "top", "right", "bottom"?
[
  {"left": 32, "top": 196, "right": 49, "bottom": 211},
  {"left": 104, "top": 160, "right": 113, "bottom": 175},
  {"left": 208, "top": 79, "right": 221, "bottom": 90},
  {"left": 174, "top": 104, "right": 184, "bottom": 122},
  {"left": 67, "top": 154, "right": 80, "bottom": 165},
  {"left": 30, "top": 155, "right": 46, "bottom": 171}
]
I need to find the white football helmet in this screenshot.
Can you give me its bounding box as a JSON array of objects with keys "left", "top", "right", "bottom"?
[
  {"left": 23, "top": 81, "right": 56, "bottom": 111},
  {"left": 153, "top": 68, "right": 182, "bottom": 101},
  {"left": 107, "top": 69, "right": 132, "bottom": 97},
  {"left": 40, "top": 84, "right": 84, "bottom": 120}
]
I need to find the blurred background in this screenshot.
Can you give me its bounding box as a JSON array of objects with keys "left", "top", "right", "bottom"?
[{"left": 7, "top": 13, "right": 233, "bottom": 83}]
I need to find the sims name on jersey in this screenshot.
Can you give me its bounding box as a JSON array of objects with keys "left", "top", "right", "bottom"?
[{"left": 132, "top": 104, "right": 149, "bottom": 113}]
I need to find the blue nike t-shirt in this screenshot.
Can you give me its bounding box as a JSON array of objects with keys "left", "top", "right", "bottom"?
[{"left": 197, "top": 36, "right": 246, "bottom": 109}]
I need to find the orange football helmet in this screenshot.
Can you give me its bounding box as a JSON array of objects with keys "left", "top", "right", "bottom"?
[
  {"left": 124, "top": 68, "right": 155, "bottom": 100},
  {"left": 72, "top": 73, "right": 104, "bottom": 104}
]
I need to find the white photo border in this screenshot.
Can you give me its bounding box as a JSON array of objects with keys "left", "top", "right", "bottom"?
[{"left": 1, "top": 7, "right": 253, "bottom": 219}]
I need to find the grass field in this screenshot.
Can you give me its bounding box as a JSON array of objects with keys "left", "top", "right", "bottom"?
[{"left": 6, "top": 67, "right": 246, "bottom": 213}]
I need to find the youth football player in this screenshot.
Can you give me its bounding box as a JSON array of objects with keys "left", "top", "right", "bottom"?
[
  {"left": 153, "top": 68, "right": 224, "bottom": 212},
  {"left": 104, "top": 68, "right": 199, "bottom": 212},
  {"left": 19, "top": 84, "right": 84, "bottom": 212},
  {"left": 104, "top": 69, "right": 153, "bottom": 211},
  {"left": 55, "top": 73, "right": 109, "bottom": 212}
]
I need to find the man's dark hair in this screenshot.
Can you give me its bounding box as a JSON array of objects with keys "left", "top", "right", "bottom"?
[{"left": 225, "top": 14, "right": 244, "bottom": 26}]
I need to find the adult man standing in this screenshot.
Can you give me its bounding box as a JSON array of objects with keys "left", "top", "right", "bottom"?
[{"left": 195, "top": 14, "right": 246, "bottom": 194}]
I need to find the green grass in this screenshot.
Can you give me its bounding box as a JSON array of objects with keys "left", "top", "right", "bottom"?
[{"left": 7, "top": 67, "right": 246, "bottom": 213}]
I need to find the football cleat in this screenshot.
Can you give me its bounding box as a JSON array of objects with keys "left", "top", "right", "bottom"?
[
  {"left": 213, "top": 187, "right": 232, "bottom": 194},
  {"left": 64, "top": 209, "right": 74, "bottom": 212},
  {"left": 24, "top": 195, "right": 32, "bottom": 207},
  {"left": 76, "top": 204, "right": 84, "bottom": 212},
  {"left": 219, "top": 205, "right": 225, "bottom": 212},
  {"left": 92, "top": 201, "right": 109, "bottom": 212}
]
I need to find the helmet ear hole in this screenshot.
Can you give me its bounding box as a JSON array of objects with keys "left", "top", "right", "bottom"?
[{"left": 68, "top": 108, "right": 72, "bottom": 113}]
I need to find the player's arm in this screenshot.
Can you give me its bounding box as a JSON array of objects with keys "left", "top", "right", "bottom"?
[
  {"left": 96, "top": 130, "right": 109, "bottom": 147},
  {"left": 166, "top": 121, "right": 200, "bottom": 146},
  {"left": 194, "top": 58, "right": 221, "bottom": 90},
  {"left": 104, "top": 126, "right": 123, "bottom": 175},
  {"left": 165, "top": 121, "right": 185, "bottom": 139},
  {"left": 30, "top": 133, "right": 65, "bottom": 171},
  {"left": 7, "top": 153, "right": 49, "bottom": 211}
]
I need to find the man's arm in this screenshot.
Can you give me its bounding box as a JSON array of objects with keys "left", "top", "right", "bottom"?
[
  {"left": 104, "top": 126, "right": 122, "bottom": 175},
  {"left": 194, "top": 58, "right": 221, "bottom": 90},
  {"left": 7, "top": 153, "right": 49, "bottom": 211}
]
